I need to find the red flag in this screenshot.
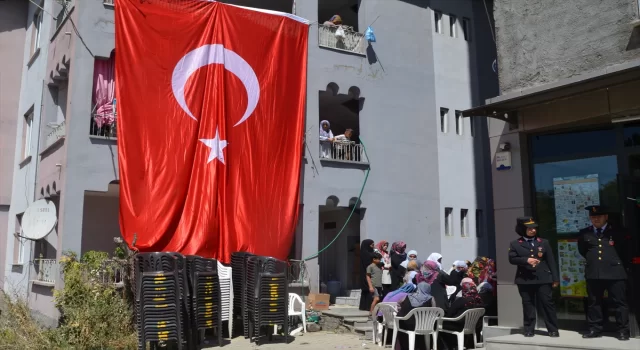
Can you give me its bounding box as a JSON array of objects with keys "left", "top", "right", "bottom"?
[{"left": 115, "top": 0, "right": 308, "bottom": 263}]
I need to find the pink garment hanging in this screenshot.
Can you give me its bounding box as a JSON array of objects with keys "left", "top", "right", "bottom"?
[{"left": 92, "top": 52, "right": 116, "bottom": 128}]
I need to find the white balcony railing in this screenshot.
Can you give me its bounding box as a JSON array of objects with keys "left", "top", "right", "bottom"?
[
  {"left": 321, "top": 141, "right": 368, "bottom": 163},
  {"left": 45, "top": 121, "right": 66, "bottom": 149},
  {"left": 35, "top": 259, "right": 58, "bottom": 284},
  {"left": 90, "top": 113, "right": 117, "bottom": 138},
  {"left": 318, "top": 24, "right": 366, "bottom": 55}
]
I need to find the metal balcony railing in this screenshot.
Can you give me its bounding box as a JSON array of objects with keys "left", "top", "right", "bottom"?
[
  {"left": 35, "top": 259, "right": 58, "bottom": 284},
  {"left": 45, "top": 121, "right": 66, "bottom": 149},
  {"left": 318, "top": 24, "right": 366, "bottom": 55},
  {"left": 321, "top": 141, "right": 367, "bottom": 163},
  {"left": 90, "top": 112, "right": 117, "bottom": 138}
]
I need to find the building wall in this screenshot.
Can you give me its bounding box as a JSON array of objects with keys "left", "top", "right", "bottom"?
[
  {"left": 3, "top": 0, "right": 51, "bottom": 296},
  {"left": 494, "top": 0, "right": 640, "bottom": 94},
  {"left": 0, "top": 0, "right": 28, "bottom": 285},
  {"left": 298, "top": 0, "right": 496, "bottom": 292}
]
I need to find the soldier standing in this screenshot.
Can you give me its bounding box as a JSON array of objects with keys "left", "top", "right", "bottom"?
[
  {"left": 579, "top": 205, "right": 629, "bottom": 341},
  {"left": 509, "top": 217, "right": 560, "bottom": 338}
]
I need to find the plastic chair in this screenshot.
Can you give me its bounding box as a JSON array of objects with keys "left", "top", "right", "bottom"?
[
  {"left": 376, "top": 303, "right": 398, "bottom": 347},
  {"left": 439, "top": 308, "right": 485, "bottom": 350},
  {"left": 287, "top": 293, "right": 307, "bottom": 335},
  {"left": 217, "top": 261, "right": 234, "bottom": 338},
  {"left": 392, "top": 307, "right": 444, "bottom": 350}
]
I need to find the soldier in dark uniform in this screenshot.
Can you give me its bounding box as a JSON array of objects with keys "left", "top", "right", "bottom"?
[
  {"left": 509, "top": 217, "right": 560, "bottom": 338},
  {"left": 578, "top": 205, "right": 629, "bottom": 341}
]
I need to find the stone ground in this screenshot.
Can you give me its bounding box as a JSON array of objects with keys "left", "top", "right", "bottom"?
[{"left": 202, "top": 332, "right": 373, "bottom": 349}]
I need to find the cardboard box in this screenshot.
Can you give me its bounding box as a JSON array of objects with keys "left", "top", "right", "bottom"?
[{"left": 306, "top": 293, "right": 331, "bottom": 310}]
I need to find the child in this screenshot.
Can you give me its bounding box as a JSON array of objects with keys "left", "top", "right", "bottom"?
[{"left": 366, "top": 252, "right": 383, "bottom": 317}]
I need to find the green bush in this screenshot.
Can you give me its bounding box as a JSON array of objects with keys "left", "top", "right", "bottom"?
[{"left": 0, "top": 249, "right": 138, "bottom": 350}]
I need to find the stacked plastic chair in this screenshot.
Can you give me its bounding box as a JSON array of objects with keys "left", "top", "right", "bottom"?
[
  {"left": 169, "top": 252, "right": 190, "bottom": 346},
  {"left": 246, "top": 256, "right": 289, "bottom": 344},
  {"left": 230, "top": 252, "right": 253, "bottom": 338},
  {"left": 134, "top": 252, "right": 183, "bottom": 350},
  {"left": 186, "top": 256, "right": 223, "bottom": 348},
  {"left": 217, "top": 261, "right": 233, "bottom": 338}
]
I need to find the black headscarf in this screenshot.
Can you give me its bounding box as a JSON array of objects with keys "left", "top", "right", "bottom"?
[{"left": 358, "top": 239, "right": 375, "bottom": 310}]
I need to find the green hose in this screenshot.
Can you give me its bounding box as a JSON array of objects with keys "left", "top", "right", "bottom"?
[{"left": 303, "top": 139, "right": 371, "bottom": 261}]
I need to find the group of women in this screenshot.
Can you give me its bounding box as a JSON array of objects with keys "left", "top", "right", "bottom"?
[{"left": 358, "top": 239, "right": 497, "bottom": 350}]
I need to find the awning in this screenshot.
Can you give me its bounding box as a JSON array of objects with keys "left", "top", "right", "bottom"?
[{"left": 462, "top": 59, "right": 640, "bottom": 121}]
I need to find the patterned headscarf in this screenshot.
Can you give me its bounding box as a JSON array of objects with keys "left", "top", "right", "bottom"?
[
  {"left": 391, "top": 241, "right": 406, "bottom": 255},
  {"left": 330, "top": 14, "right": 343, "bottom": 24},
  {"left": 461, "top": 280, "right": 483, "bottom": 307},
  {"left": 418, "top": 260, "right": 440, "bottom": 284},
  {"left": 467, "top": 257, "right": 496, "bottom": 295}
]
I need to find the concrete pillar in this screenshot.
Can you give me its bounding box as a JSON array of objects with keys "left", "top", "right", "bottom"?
[
  {"left": 489, "top": 118, "right": 532, "bottom": 328},
  {"left": 301, "top": 203, "right": 320, "bottom": 293}
]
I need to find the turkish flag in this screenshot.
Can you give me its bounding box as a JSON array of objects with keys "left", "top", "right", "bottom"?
[{"left": 115, "top": 0, "right": 308, "bottom": 263}]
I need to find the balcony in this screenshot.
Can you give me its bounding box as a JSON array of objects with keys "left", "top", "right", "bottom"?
[
  {"left": 321, "top": 141, "right": 368, "bottom": 164},
  {"left": 90, "top": 110, "right": 117, "bottom": 139},
  {"left": 34, "top": 259, "right": 58, "bottom": 286},
  {"left": 45, "top": 121, "right": 66, "bottom": 150},
  {"left": 318, "top": 24, "right": 366, "bottom": 55},
  {"left": 103, "top": 0, "right": 114, "bottom": 5}
]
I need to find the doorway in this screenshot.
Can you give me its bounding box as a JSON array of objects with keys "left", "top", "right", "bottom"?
[{"left": 618, "top": 176, "right": 640, "bottom": 338}]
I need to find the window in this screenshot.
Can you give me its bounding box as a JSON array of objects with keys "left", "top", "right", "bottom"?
[
  {"left": 31, "top": 10, "right": 43, "bottom": 55},
  {"left": 444, "top": 207, "right": 453, "bottom": 236},
  {"left": 470, "top": 117, "right": 475, "bottom": 137},
  {"left": 13, "top": 214, "right": 25, "bottom": 265},
  {"left": 475, "top": 209, "right": 483, "bottom": 237},
  {"left": 449, "top": 15, "right": 457, "bottom": 38},
  {"left": 460, "top": 209, "right": 469, "bottom": 237},
  {"left": 455, "top": 110, "right": 463, "bottom": 135},
  {"left": 462, "top": 18, "right": 471, "bottom": 41},
  {"left": 22, "top": 111, "right": 33, "bottom": 160},
  {"left": 434, "top": 11, "right": 442, "bottom": 33},
  {"left": 440, "top": 108, "right": 449, "bottom": 133}
]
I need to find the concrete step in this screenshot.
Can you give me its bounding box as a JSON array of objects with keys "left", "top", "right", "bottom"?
[
  {"left": 353, "top": 323, "right": 374, "bottom": 341},
  {"left": 343, "top": 316, "right": 371, "bottom": 328},
  {"left": 348, "top": 289, "right": 361, "bottom": 298},
  {"left": 334, "top": 296, "right": 359, "bottom": 307}
]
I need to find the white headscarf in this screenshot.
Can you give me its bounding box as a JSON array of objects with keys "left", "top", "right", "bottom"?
[
  {"left": 427, "top": 253, "right": 443, "bottom": 270},
  {"left": 400, "top": 250, "right": 418, "bottom": 268},
  {"left": 319, "top": 120, "right": 332, "bottom": 138}
]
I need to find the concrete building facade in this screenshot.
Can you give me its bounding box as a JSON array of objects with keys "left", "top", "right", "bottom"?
[
  {"left": 464, "top": 0, "right": 640, "bottom": 339},
  {"left": 2, "top": 0, "right": 497, "bottom": 325}
]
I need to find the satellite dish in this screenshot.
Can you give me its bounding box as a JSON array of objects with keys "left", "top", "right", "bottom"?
[{"left": 21, "top": 199, "right": 57, "bottom": 240}]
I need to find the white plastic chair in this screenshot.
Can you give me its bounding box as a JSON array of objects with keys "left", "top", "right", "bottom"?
[
  {"left": 439, "top": 308, "right": 485, "bottom": 350},
  {"left": 392, "top": 307, "right": 444, "bottom": 350},
  {"left": 217, "top": 261, "right": 233, "bottom": 338},
  {"left": 287, "top": 293, "right": 307, "bottom": 335},
  {"left": 373, "top": 302, "right": 398, "bottom": 347}
]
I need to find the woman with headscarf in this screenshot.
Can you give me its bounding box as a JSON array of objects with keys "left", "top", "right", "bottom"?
[
  {"left": 447, "top": 260, "right": 469, "bottom": 304},
  {"left": 393, "top": 282, "right": 434, "bottom": 350},
  {"left": 477, "top": 282, "right": 497, "bottom": 317},
  {"left": 468, "top": 256, "right": 497, "bottom": 296},
  {"left": 415, "top": 260, "right": 449, "bottom": 311},
  {"left": 319, "top": 120, "right": 334, "bottom": 158},
  {"left": 323, "top": 14, "right": 343, "bottom": 26},
  {"left": 400, "top": 250, "right": 419, "bottom": 268},
  {"left": 438, "top": 279, "right": 486, "bottom": 350},
  {"left": 359, "top": 239, "right": 375, "bottom": 311},
  {"left": 427, "top": 252, "right": 443, "bottom": 270},
  {"left": 389, "top": 241, "right": 407, "bottom": 290},
  {"left": 403, "top": 260, "right": 419, "bottom": 286},
  {"left": 374, "top": 241, "right": 392, "bottom": 295}
]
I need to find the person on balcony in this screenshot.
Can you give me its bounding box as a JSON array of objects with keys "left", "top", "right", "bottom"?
[
  {"left": 319, "top": 120, "right": 334, "bottom": 159},
  {"left": 323, "top": 14, "right": 343, "bottom": 26},
  {"left": 333, "top": 129, "right": 354, "bottom": 161}
]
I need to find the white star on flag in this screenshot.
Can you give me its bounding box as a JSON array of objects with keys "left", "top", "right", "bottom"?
[{"left": 199, "top": 128, "right": 228, "bottom": 164}]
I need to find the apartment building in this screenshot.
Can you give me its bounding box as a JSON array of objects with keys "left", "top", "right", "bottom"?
[
  {"left": 464, "top": 0, "right": 640, "bottom": 338},
  {"left": 2, "top": 0, "right": 497, "bottom": 326}
]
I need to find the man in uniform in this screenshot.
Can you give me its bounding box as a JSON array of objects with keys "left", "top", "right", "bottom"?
[{"left": 578, "top": 205, "right": 629, "bottom": 340}]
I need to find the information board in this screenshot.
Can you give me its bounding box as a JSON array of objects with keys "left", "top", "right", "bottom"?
[
  {"left": 553, "top": 174, "right": 600, "bottom": 233},
  {"left": 557, "top": 239, "right": 587, "bottom": 298}
]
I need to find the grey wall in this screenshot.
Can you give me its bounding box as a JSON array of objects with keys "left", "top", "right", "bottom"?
[
  {"left": 0, "top": 0, "right": 28, "bottom": 285},
  {"left": 297, "top": 0, "right": 496, "bottom": 292},
  {"left": 494, "top": 0, "right": 640, "bottom": 94}
]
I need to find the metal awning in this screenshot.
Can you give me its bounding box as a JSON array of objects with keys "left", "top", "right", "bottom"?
[{"left": 462, "top": 60, "right": 640, "bottom": 122}]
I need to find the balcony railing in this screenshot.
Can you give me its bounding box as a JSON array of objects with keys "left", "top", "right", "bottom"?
[
  {"left": 35, "top": 259, "right": 58, "bottom": 284},
  {"left": 321, "top": 141, "right": 367, "bottom": 163},
  {"left": 103, "top": 0, "right": 114, "bottom": 5},
  {"left": 90, "top": 113, "right": 117, "bottom": 138},
  {"left": 318, "top": 24, "right": 366, "bottom": 55},
  {"left": 45, "top": 121, "right": 66, "bottom": 149}
]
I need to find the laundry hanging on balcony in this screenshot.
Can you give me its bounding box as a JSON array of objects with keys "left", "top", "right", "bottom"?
[
  {"left": 365, "top": 26, "right": 376, "bottom": 42},
  {"left": 92, "top": 53, "right": 116, "bottom": 128}
]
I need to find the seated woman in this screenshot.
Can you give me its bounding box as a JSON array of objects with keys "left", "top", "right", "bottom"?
[
  {"left": 478, "top": 282, "right": 497, "bottom": 317},
  {"left": 393, "top": 282, "right": 433, "bottom": 350},
  {"left": 375, "top": 283, "right": 416, "bottom": 344},
  {"left": 415, "top": 260, "right": 450, "bottom": 312},
  {"left": 404, "top": 260, "right": 419, "bottom": 286},
  {"left": 447, "top": 260, "right": 468, "bottom": 304},
  {"left": 438, "top": 279, "right": 485, "bottom": 350}
]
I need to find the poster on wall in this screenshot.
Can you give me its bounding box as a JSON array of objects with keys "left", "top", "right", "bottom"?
[
  {"left": 553, "top": 174, "right": 600, "bottom": 233},
  {"left": 557, "top": 239, "right": 587, "bottom": 298}
]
